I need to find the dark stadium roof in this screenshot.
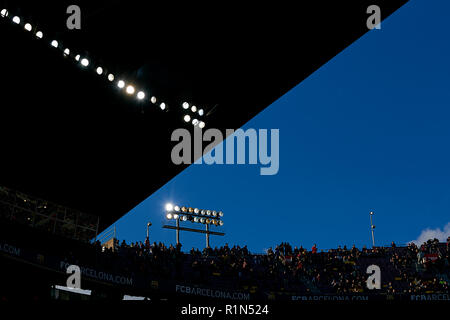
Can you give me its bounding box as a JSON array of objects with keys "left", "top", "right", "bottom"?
[{"left": 0, "top": 1, "right": 408, "bottom": 231}]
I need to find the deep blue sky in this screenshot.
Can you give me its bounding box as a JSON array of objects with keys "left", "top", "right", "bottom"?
[{"left": 104, "top": 0, "right": 450, "bottom": 253}]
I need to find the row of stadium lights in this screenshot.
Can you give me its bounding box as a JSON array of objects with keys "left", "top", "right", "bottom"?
[
  {"left": 1, "top": 8, "right": 206, "bottom": 129},
  {"left": 165, "top": 203, "right": 224, "bottom": 226}
]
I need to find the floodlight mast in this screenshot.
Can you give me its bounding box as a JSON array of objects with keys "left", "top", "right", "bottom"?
[
  {"left": 370, "top": 211, "right": 375, "bottom": 248},
  {"left": 146, "top": 221, "right": 152, "bottom": 239},
  {"left": 206, "top": 224, "right": 210, "bottom": 249},
  {"left": 163, "top": 204, "right": 225, "bottom": 249},
  {"left": 176, "top": 218, "right": 180, "bottom": 245}
]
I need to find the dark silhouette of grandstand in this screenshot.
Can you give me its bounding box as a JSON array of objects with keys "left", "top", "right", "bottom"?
[{"left": 1, "top": 186, "right": 448, "bottom": 301}]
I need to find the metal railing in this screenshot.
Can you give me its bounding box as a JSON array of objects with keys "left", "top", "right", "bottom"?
[
  {"left": 96, "top": 225, "right": 116, "bottom": 245},
  {"left": 0, "top": 185, "right": 100, "bottom": 243}
]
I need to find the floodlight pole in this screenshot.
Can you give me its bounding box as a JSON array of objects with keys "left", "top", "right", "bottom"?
[
  {"left": 163, "top": 205, "right": 225, "bottom": 248},
  {"left": 370, "top": 211, "right": 375, "bottom": 248},
  {"left": 206, "top": 224, "right": 210, "bottom": 248},
  {"left": 164, "top": 224, "right": 224, "bottom": 248},
  {"left": 176, "top": 218, "right": 180, "bottom": 246},
  {"left": 146, "top": 222, "right": 152, "bottom": 239}
]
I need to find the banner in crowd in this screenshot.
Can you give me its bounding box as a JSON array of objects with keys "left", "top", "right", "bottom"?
[
  {"left": 59, "top": 261, "right": 133, "bottom": 286},
  {"left": 289, "top": 293, "right": 450, "bottom": 302},
  {"left": 291, "top": 294, "right": 372, "bottom": 301},
  {"left": 410, "top": 294, "right": 450, "bottom": 301},
  {"left": 424, "top": 253, "right": 439, "bottom": 262},
  {"left": 175, "top": 284, "right": 251, "bottom": 301},
  {"left": 0, "top": 242, "right": 21, "bottom": 257},
  {"left": 0, "top": 241, "right": 135, "bottom": 288}
]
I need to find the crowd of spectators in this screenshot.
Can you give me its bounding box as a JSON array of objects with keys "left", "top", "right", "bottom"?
[
  {"left": 2, "top": 187, "right": 448, "bottom": 298},
  {"left": 83, "top": 235, "right": 449, "bottom": 296},
  {"left": 1, "top": 203, "right": 448, "bottom": 296}
]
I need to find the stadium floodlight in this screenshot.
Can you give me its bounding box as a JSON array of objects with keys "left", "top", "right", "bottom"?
[
  {"left": 35, "top": 31, "right": 43, "bottom": 39},
  {"left": 166, "top": 213, "right": 173, "bottom": 220},
  {"left": 162, "top": 204, "right": 225, "bottom": 248},
  {"left": 137, "top": 91, "right": 145, "bottom": 100},
  {"left": 12, "top": 16, "right": 20, "bottom": 24},
  {"left": 182, "top": 102, "right": 189, "bottom": 109},
  {"left": 184, "top": 115, "right": 191, "bottom": 123},
  {"left": 75, "top": 54, "right": 80, "bottom": 61},
  {"left": 191, "top": 106, "right": 197, "bottom": 113},
  {"left": 63, "top": 48, "right": 70, "bottom": 56},
  {"left": 117, "top": 80, "right": 125, "bottom": 89},
  {"left": 126, "top": 85, "right": 135, "bottom": 95},
  {"left": 1, "top": 9, "right": 8, "bottom": 18},
  {"left": 150, "top": 96, "right": 157, "bottom": 104},
  {"left": 108, "top": 74, "right": 114, "bottom": 82},
  {"left": 24, "top": 23, "right": 32, "bottom": 31},
  {"left": 160, "top": 102, "right": 166, "bottom": 110},
  {"left": 51, "top": 40, "right": 58, "bottom": 48},
  {"left": 192, "top": 119, "right": 199, "bottom": 126},
  {"left": 218, "top": 211, "right": 224, "bottom": 217},
  {"left": 96, "top": 67, "right": 103, "bottom": 75},
  {"left": 198, "top": 109, "right": 204, "bottom": 116},
  {"left": 199, "top": 121, "right": 205, "bottom": 129},
  {"left": 81, "top": 58, "right": 89, "bottom": 67},
  {"left": 165, "top": 203, "right": 174, "bottom": 212}
]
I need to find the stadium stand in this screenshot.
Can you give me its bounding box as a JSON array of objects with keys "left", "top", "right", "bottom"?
[{"left": 0, "top": 186, "right": 448, "bottom": 301}]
